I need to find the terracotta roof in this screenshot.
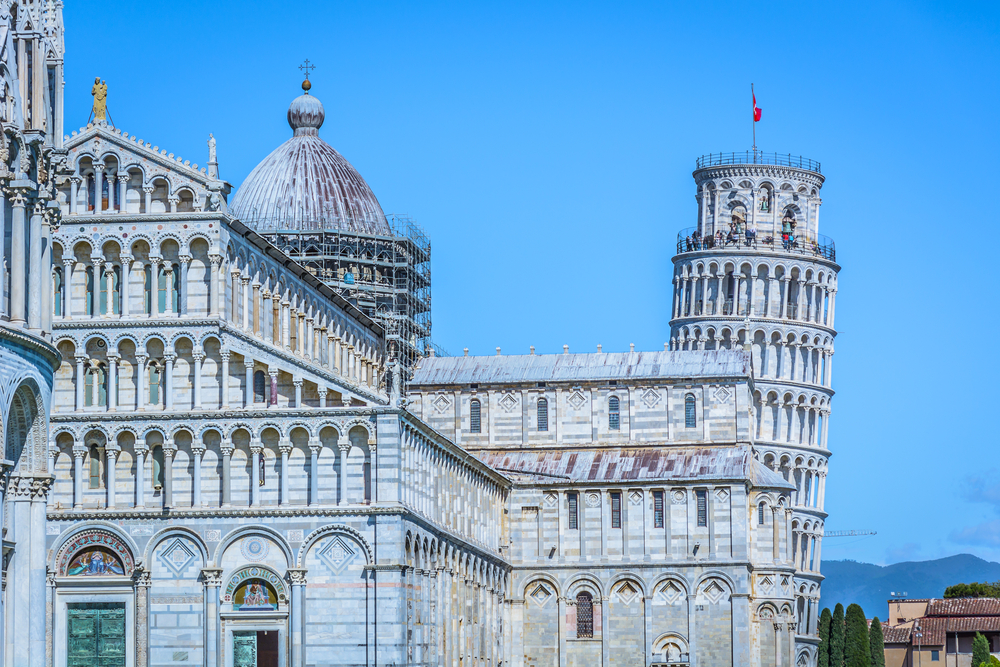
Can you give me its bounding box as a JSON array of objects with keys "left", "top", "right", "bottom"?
[
  {"left": 914, "top": 616, "right": 1000, "bottom": 646},
  {"left": 881, "top": 624, "right": 912, "bottom": 644},
  {"left": 477, "top": 445, "right": 754, "bottom": 483},
  {"left": 410, "top": 349, "right": 751, "bottom": 386},
  {"left": 925, "top": 598, "right": 1000, "bottom": 617}
]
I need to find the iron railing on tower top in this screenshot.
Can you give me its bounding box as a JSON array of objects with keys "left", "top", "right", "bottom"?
[
  {"left": 695, "top": 151, "right": 821, "bottom": 173},
  {"left": 675, "top": 226, "right": 836, "bottom": 262}
]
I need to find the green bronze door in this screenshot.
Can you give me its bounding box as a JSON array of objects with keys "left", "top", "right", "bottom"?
[
  {"left": 233, "top": 631, "right": 257, "bottom": 667},
  {"left": 67, "top": 603, "right": 126, "bottom": 667}
]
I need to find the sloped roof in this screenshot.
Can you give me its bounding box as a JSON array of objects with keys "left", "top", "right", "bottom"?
[
  {"left": 411, "top": 349, "right": 751, "bottom": 386},
  {"left": 474, "top": 445, "right": 785, "bottom": 487},
  {"left": 881, "top": 624, "right": 912, "bottom": 644},
  {"left": 925, "top": 598, "right": 1000, "bottom": 617}
]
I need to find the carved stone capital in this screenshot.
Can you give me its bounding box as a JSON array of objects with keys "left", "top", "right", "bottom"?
[
  {"left": 286, "top": 568, "right": 308, "bottom": 586},
  {"left": 201, "top": 568, "right": 223, "bottom": 587}
]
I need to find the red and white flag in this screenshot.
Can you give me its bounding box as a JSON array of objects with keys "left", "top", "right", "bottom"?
[{"left": 753, "top": 90, "right": 762, "bottom": 122}]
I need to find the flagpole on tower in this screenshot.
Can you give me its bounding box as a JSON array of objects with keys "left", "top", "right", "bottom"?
[{"left": 751, "top": 83, "right": 757, "bottom": 158}]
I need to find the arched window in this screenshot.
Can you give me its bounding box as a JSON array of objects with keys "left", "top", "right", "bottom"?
[
  {"left": 537, "top": 398, "right": 548, "bottom": 432},
  {"left": 157, "top": 264, "right": 167, "bottom": 313},
  {"left": 53, "top": 267, "right": 62, "bottom": 317},
  {"left": 609, "top": 396, "right": 620, "bottom": 430},
  {"left": 470, "top": 399, "right": 481, "bottom": 433},
  {"left": 685, "top": 394, "right": 697, "bottom": 428},
  {"left": 148, "top": 362, "right": 162, "bottom": 406},
  {"left": 758, "top": 502, "right": 766, "bottom": 525},
  {"left": 85, "top": 364, "right": 107, "bottom": 407},
  {"left": 86, "top": 173, "right": 95, "bottom": 211},
  {"left": 89, "top": 446, "right": 101, "bottom": 489},
  {"left": 152, "top": 446, "right": 164, "bottom": 490},
  {"left": 170, "top": 263, "right": 180, "bottom": 313},
  {"left": 253, "top": 370, "right": 266, "bottom": 403},
  {"left": 576, "top": 592, "right": 594, "bottom": 638}
]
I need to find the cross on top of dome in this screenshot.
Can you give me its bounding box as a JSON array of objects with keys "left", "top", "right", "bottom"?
[{"left": 299, "top": 59, "right": 315, "bottom": 92}]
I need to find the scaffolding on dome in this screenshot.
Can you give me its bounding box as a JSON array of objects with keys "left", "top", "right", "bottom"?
[{"left": 253, "top": 213, "right": 444, "bottom": 380}]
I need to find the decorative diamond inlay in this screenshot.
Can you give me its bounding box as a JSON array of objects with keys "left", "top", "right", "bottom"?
[
  {"left": 629, "top": 491, "right": 643, "bottom": 506},
  {"left": 568, "top": 391, "right": 587, "bottom": 410},
  {"left": 714, "top": 386, "right": 732, "bottom": 403},
  {"left": 318, "top": 535, "right": 358, "bottom": 574},
  {"left": 655, "top": 581, "right": 684, "bottom": 606},
  {"left": 499, "top": 393, "right": 518, "bottom": 413},
  {"left": 159, "top": 538, "right": 196, "bottom": 575},
  {"left": 433, "top": 394, "right": 452, "bottom": 414},
  {"left": 641, "top": 389, "right": 661, "bottom": 408},
  {"left": 716, "top": 488, "right": 729, "bottom": 502},
  {"left": 701, "top": 581, "right": 727, "bottom": 604},
  {"left": 544, "top": 493, "right": 557, "bottom": 508},
  {"left": 530, "top": 583, "right": 552, "bottom": 605},
  {"left": 615, "top": 582, "right": 639, "bottom": 605}
]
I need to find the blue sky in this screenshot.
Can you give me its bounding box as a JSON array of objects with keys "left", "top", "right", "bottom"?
[{"left": 63, "top": 1, "right": 999, "bottom": 566}]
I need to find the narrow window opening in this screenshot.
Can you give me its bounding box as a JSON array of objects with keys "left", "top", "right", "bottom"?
[
  {"left": 89, "top": 446, "right": 101, "bottom": 489},
  {"left": 611, "top": 492, "right": 622, "bottom": 529},
  {"left": 609, "top": 396, "right": 620, "bottom": 431},
  {"left": 568, "top": 492, "right": 578, "bottom": 530},
  {"left": 537, "top": 398, "right": 548, "bottom": 432},
  {"left": 470, "top": 399, "right": 481, "bottom": 433},
  {"left": 696, "top": 490, "right": 708, "bottom": 527},
  {"left": 653, "top": 490, "right": 664, "bottom": 528},
  {"left": 685, "top": 394, "right": 697, "bottom": 428},
  {"left": 758, "top": 503, "right": 766, "bottom": 525}
]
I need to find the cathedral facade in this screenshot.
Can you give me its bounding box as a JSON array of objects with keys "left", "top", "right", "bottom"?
[{"left": 0, "top": 3, "right": 838, "bottom": 667}]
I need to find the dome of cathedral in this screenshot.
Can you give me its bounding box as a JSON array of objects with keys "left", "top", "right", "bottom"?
[{"left": 230, "top": 83, "right": 390, "bottom": 235}]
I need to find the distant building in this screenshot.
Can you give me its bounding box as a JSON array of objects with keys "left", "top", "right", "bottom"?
[{"left": 882, "top": 597, "right": 1000, "bottom": 667}]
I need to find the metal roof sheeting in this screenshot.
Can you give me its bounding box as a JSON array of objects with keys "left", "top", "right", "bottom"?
[
  {"left": 476, "top": 445, "right": 757, "bottom": 483},
  {"left": 411, "top": 349, "right": 751, "bottom": 386}
]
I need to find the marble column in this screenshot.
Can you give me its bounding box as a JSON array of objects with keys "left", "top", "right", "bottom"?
[
  {"left": 163, "top": 442, "right": 175, "bottom": 508},
  {"left": 269, "top": 370, "right": 278, "bottom": 407},
  {"left": 192, "top": 351, "right": 204, "bottom": 409},
  {"left": 250, "top": 444, "right": 261, "bottom": 506},
  {"left": 309, "top": 445, "right": 320, "bottom": 506},
  {"left": 8, "top": 190, "right": 27, "bottom": 324},
  {"left": 288, "top": 569, "right": 307, "bottom": 667},
  {"left": 221, "top": 443, "right": 233, "bottom": 507},
  {"left": 107, "top": 354, "right": 118, "bottom": 412},
  {"left": 75, "top": 354, "right": 87, "bottom": 411},
  {"left": 136, "top": 354, "right": 147, "bottom": 411},
  {"left": 338, "top": 444, "right": 349, "bottom": 506},
  {"left": 179, "top": 255, "right": 191, "bottom": 316},
  {"left": 62, "top": 258, "right": 74, "bottom": 319},
  {"left": 208, "top": 255, "right": 221, "bottom": 316},
  {"left": 202, "top": 569, "right": 223, "bottom": 667},
  {"left": 72, "top": 445, "right": 85, "bottom": 509},
  {"left": 318, "top": 387, "right": 327, "bottom": 409},
  {"left": 220, "top": 352, "right": 230, "bottom": 409},
  {"left": 244, "top": 360, "right": 254, "bottom": 408},
  {"left": 192, "top": 446, "right": 204, "bottom": 507},
  {"left": 163, "top": 264, "right": 175, "bottom": 316},
  {"left": 293, "top": 378, "right": 303, "bottom": 408},
  {"left": 69, "top": 176, "right": 80, "bottom": 215},
  {"left": 164, "top": 353, "right": 175, "bottom": 411},
  {"left": 106, "top": 445, "right": 119, "bottom": 509},
  {"left": 241, "top": 277, "right": 250, "bottom": 330},
  {"left": 142, "top": 185, "right": 153, "bottom": 214},
  {"left": 135, "top": 446, "right": 147, "bottom": 508},
  {"left": 133, "top": 568, "right": 149, "bottom": 667},
  {"left": 120, "top": 254, "right": 132, "bottom": 318},
  {"left": 93, "top": 165, "right": 104, "bottom": 213},
  {"left": 279, "top": 441, "right": 291, "bottom": 506}
]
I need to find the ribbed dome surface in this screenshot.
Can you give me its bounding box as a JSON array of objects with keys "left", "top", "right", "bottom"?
[{"left": 231, "top": 90, "right": 390, "bottom": 235}]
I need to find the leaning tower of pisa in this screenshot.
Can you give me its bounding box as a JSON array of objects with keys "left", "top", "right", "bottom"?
[{"left": 669, "top": 151, "right": 839, "bottom": 650}]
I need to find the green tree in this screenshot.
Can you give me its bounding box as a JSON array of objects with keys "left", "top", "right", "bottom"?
[
  {"left": 830, "top": 603, "right": 846, "bottom": 667},
  {"left": 818, "top": 608, "right": 832, "bottom": 667},
  {"left": 868, "top": 616, "right": 885, "bottom": 667},
  {"left": 944, "top": 581, "right": 1000, "bottom": 598},
  {"left": 973, "top": 632, "right": 991, "bottom": 667},
  {"left": 845, "top": 603, "right": 871, "bottom": 667}
]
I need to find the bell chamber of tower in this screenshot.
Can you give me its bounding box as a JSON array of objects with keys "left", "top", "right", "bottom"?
[{"left": 668, "top": 151, "right": 840, "bottom": 645}]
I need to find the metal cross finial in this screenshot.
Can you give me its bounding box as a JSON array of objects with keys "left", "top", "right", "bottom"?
[{"left": 299, "top": 59, "right": 316, "bottom": 80}]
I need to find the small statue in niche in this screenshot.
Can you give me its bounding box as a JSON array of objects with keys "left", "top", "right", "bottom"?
[
  {"left": 759, "top": 188, "right": 770, "bottom": 212},
  {"left": 208, "top": 133, "right": 216, "bottom": 163}
]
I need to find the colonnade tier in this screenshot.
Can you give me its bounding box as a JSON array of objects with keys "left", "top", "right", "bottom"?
[{"left": 670, "top": 257, "right": 838, "bottom": 329}]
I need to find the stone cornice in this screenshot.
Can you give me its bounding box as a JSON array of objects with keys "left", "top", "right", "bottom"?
[
  {"left": 0, "top": 322, "right": 61, "bottom": 370},
  {"left": 671, "top": 247, "right": 840, "bottom": 272},
  {"left": 693, "top": 163, "right": 825, "bottom": 187}
]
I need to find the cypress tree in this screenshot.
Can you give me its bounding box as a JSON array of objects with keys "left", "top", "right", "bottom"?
[
  {"left": 973, "top": 632, "right": 990, "bottom": 667},
  {"left": 818, "top": 608, "right": 832, "bottom": 667},
  {"left": 869, "top": 616, "right": 885, "bottom": 667},
  {"left": 830, "top": 603, "right": 846, "bottom": 667},
  {"left": 844, "top": 603, "right": 871, "bottom": 667}
]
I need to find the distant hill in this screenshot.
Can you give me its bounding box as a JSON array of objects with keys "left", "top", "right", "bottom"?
[{"left": 820, "top": 554, "right": 1000, "bottom": 617}]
